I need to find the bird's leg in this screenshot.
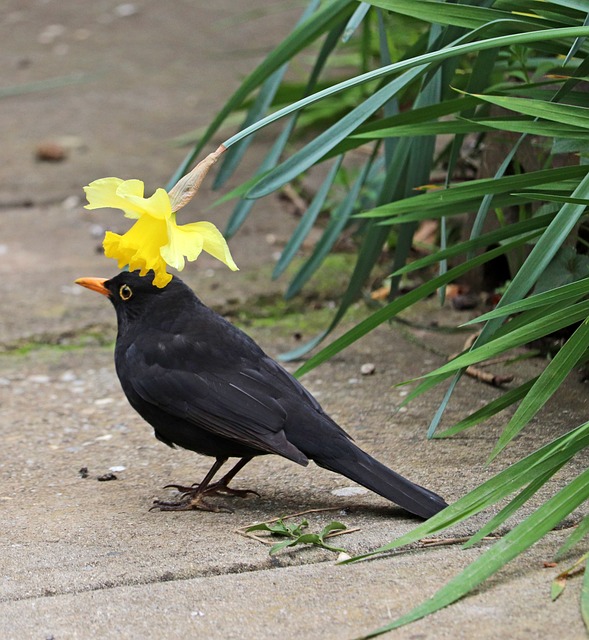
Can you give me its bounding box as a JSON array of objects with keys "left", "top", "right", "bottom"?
[
  {"left": 203, "top": 457, "right": 259, "bottom": 498},
  {"left": 152, "top": 457, "right": 232, "bottom": 513},
  {"left": 164, "top": 457, "right": 259, "bottom": 499}
]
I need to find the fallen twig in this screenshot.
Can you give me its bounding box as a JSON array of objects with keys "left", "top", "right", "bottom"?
[
  {"left": 449, "top": 332, "right": 514, "bottom": 387},
  {"left": 419, "top": 535, "right": 500, "bottom": 547}
]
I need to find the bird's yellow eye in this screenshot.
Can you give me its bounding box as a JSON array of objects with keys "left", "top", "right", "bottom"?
[{"left": 119, "top": 284, "right": 133, "bottom": 301}]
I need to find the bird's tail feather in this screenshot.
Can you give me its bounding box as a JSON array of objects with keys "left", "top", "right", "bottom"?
[{"left": 317, "top": 444, "right": 448, "bottom": 519}]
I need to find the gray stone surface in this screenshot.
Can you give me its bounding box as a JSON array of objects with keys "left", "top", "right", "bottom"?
[{"left": 1, "top": 2, "right": 588, "bottom": 639}]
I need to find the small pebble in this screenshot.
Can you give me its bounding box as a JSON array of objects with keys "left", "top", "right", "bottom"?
[
  {"left": 89, "top": 224, "right": 105, "bottom": 239},
  {"left": 360, "top": 363, "right": 375, "bottom": 375},
  {"left": 97, "top": 473, "right": 117, "bottom": 482},
  {"left": 62, "top": 195, "right": 81, "bottom": 210},
  {"left": 95, "top": 398, "right": 114, "bottom": 406},
  {"left": 331, "top": 487, "right": 368, "bottom": 497},
  {"left": 115, "top": 3, "right": 138, "bottom": 17},
  {"left": 28, "top": 375, "right": 50, "bottom": 384},
  {"left": 37, "top": 24, "right": 65, "bottom": 44},
  {"left": 79, "top": 467, "right": 89, "bottom": 479},
  {"left": 35, "top": 141, "right": 67, "bottom": 162}
]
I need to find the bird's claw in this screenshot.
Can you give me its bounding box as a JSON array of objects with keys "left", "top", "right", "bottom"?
[
  {"left": 162, "top": 481, "right": 260, "bottom": 500},
  {"left": 163, "top": 482, "right": 199, "bottom": 492},
  {"left": 162, "top": 483, "right": 200, "bottom": 500},
  {"left": 213, "top": 486, "right": 260, "bottom": 499}
]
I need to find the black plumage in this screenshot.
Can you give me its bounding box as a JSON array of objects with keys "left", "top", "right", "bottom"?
[{"left": 76, "top": 271, "right": 448, "bottom": 518}]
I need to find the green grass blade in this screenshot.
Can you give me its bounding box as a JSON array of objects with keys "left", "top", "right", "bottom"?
[
  {"left": 483, "top": 298, "right": 584, "bottom": 345},
  {"left": 386, "top": 64, "right": 440, "bottom": 298},
  {"left": 463, "top": 466, "right": 564, "bottom": 549},
  {"left": 435, "top": 378, "right": 538, "bottom": 438},
  {"left": 395, "top": 213, "right": 552, "bottom": 275},
  {"left": 565, "top": 10, "right": 589, "bottom": 64},
  {"left": 294, "top": 233, "right": 539, "bottom": 377},
  {"left": 489, "top": 318, "right": 589, "bottom": 460},
  {"left": 583, "top": 556, "right": 589, "bottom": 633},
  {"left": 471, "top": 118, "right": 589, "bottom": 139},
  {"left": 213, "top": 65, "right": 289, "bottom": 191},
  {"left": 398, "top": 370, "right": 458, "bottom": 409},
  {"left": 285, "top": 152, "right": 374, "bottom": 299},
  {"left": 224, "top": 123, "right": 295, "bottom": 238},
  {"left": 224, "top": 14, "right": 347, "bottom": 238},
  {"left": 471, "top": 168, "right": 589, "bottom": 351},
  {"left": 281, "top": 220, "right": 393, "bottom": 362},
  {"left": 463, "top": 277, "right": 589, "bottom": 325},
  {"left": 421, "top": 299, "right": 589, "bottom": 379},
  {"left": 555, "top": 513, "right": 589, "bottom": 560},
  {"left": 247, "top": 66, "right": 427, "bottom": 199},
  {"left": 419, "top": 298, "right": 578, "bottom": 402},
  {"left": 371, "top": 191, "right": 540, "bottom": 222},
  {"left": 348, "top": 421, "right": 589, "bottom": 561},
  {"left": 363, "top": 0, "right": 548, "bottom": 30},
  {"left": 358, "top": 467, "right": 589, "bottom": 638},
  {"left": 281, "top": 137, "right": 412, "bottom": 362},
  {"left": 511, "top": 191, "right": 589, "bottom": 205},
  {"left": 355, "top": 117, "right": 589, "bottom": 140},
  {"left": 273, "top": 156, "right": 343, "bottom": 279},
  {"left": 356, "top": 166, "right": 587, "bottom": 219},
  {"left": 426, "top": 372, "right": 462, "bottom": 439},
  {"left": 342, "top": 2, "right": 371, "bottom": 43},
  {"left": 359, "top": 118, "right": 496, "bottom": 137},
  {"left": 351, "top": 95, "right": 482, "bottom": 137},
  {"left": 469, "top": 93, "right": 589, "bottom": 129}
]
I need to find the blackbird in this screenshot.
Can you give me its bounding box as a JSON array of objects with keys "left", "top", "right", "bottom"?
[{"left": 76, "top": 271, "right": 448, "bottom": 518}]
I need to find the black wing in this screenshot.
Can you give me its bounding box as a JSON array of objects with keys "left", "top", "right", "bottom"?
[{"left": 122, "top": 331, "right": 308, "bottom": 465}]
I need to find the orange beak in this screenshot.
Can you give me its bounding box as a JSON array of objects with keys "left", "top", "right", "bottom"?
[{"left": 75, "top": 277, "right": 110, "bottom": 296}]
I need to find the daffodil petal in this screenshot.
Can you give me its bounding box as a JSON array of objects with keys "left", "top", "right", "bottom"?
[
  {"left": 103, "top": 231, "right": 131, "bottom": 270},
  {"left": 119, "top": 186, "right": 172, "bottom": 220},
  {"left": 152, "top": 270, "right": 173, "bottom": 288},
  {"left": 184, "top": 221, "right": 239, "bottom": 271},
  {"left": 84, "top": 178, "right": 146, "bottom": 219},
  {"left": 160, "top": 218, "right": 204, "bottom": 271}
]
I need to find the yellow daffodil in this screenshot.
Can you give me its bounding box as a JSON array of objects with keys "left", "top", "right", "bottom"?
[{"left": 84, "top": 176, "right": 238, "bottom": 288}]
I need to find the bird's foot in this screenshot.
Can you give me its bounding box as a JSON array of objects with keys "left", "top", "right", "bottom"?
[
  {"left": 150, "top": 495, "right": 233, "bottom": 513},
  {"left": 214, "top": 485, "right": 260, "bottom": 499},
  {"left": 163, "top": 481, "right": 260, "bottom": 500}
]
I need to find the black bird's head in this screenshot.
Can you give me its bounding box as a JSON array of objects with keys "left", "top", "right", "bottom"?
[{"left": 75, "top": 270, "right": 193, "bottom": 333}]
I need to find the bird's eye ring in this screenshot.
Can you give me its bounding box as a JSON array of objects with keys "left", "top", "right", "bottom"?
[{"left": 119, "top": 284, "right": 133, "bottom": 301}]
